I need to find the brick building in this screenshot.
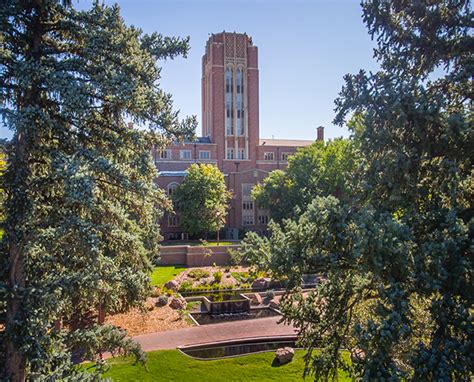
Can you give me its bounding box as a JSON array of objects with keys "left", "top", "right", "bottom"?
[{"left": 154, "top": 32, "right": 323, "bottom": 240}]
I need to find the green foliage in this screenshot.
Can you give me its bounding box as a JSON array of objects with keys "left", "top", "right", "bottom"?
[
  {"left": 187, "top": 269, "right": 210, "bottom": 279},
  {"left": 213, "top": 271, "right": 222, "bottom": 284},
  {"left": 156, "top": 295, "right": 169, "bottom": 307},
  {"left": 0, "top": 1, "right": 195, "bottom": 379},
  {"left": 149, "top": 265, "right": 186, "bottom": 287},
  {"left": 252, "top": 138, "right": 358, "bottom": 223},
  {"left": 241, "top": 1, "right": 473, "bottom": 380},
  {"left": 172, "top": 163, "right": 232, "bottom": 237}
]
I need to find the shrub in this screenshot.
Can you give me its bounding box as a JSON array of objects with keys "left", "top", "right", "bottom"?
[
  {"left": 150, "top": 287, "right": 161, "bottom": 297},
  {"left": 188, "top": 269, "right": 210, "bottom": 279},
  {"left": 265, "top": 290, "right": 275, "bottom": 300},
  {"left": 156, "top": 295, "right": 169, "bottom": 307},
  {"left": 179, "top": 281, "right": 193, "bottom": 292},
  {"left": 214, "top": 271, "right": 222, "bottom": 284}
]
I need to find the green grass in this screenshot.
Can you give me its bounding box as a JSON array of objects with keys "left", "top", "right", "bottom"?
[
  {"left": 161, "top": 241, "right": 237, "bottom": 247},
  {"left": 92, "top": 350, "right": 351, "bottom": 381},
  {"left": 150, "top": 265, "right": 186, "bottom": 287}
]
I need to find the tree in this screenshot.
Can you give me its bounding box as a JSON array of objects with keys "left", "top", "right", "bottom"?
[
  {"left": 241, "top": 1, "right": 473, "bottom": 380},
  {"left": 0, "top": 1, "right": 195, "bottom": 380},
  {"left": 252, "top": 138, "right": 358, "bottom": 223},
  {"left": 172, "top": 164, "right": 231, "bottom": 240}
]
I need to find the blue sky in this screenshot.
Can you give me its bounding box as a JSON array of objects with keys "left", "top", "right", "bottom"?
[{"left": 1, "top": 0, "right": 380, "bottom": 141}]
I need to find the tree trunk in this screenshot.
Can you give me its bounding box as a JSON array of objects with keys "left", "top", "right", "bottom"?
[{"left": 4, "top": 240, "right": 26, "bottom": 382}]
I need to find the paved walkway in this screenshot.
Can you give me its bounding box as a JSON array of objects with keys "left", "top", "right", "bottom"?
[{"left": 133, "top": 316, "right": 297, "bottom": 352}]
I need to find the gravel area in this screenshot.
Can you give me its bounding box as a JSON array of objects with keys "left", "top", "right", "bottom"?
[{"left": 106, "top": 302, "right": 191, "bottom": 336}]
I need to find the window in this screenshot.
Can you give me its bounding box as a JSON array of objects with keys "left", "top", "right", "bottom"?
[
  {"left": 225, "top": 67, "right": 233, "bottom": 135},
  {"left": 281, "top": 152, "right": 292, "bottom": 161},
  {"left": 237, "top": 148, "right": 245, "bottom": 160},
  {"left": 236, "top": 68, "right": 244, "bottom": 136},
  {"left": 264, "top": 152, "right": 274, "bottom": 161},
  {"left": 158, "top": 149, "right": 171, "bottom": 159},
  {"left": 226, "top": 148, "right": 234, "bottom": 160},
  {"left": 168, "top": 215, "right": 180, "bottom": 227},
  {"left": 242, "top": 183, "right": 253, "bottom": 197},
  {"left": 242, "top": 215, "right": 254, "bottom": 226},
  {"left": 225, "top": 67, "right": 233, "bottom": 93},
  {"left": 167, "top": 182, "right": 179, "bottom": 196},
  {"left": 199, "top": 150, "right": 210, "bottom": 160},
  {"left": 243, "top": 201, "right": 254, "bottom": 210},
  {"left": 258, "top": 215, "right": 269, "bottom": 224},
  {"left": 180, "top": 150, "right": 191, "bottom": 160}
]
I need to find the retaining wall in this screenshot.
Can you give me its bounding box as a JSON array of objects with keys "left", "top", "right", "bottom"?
[{"left": 159, "top": 244, "right": 239, "bottom": 266}]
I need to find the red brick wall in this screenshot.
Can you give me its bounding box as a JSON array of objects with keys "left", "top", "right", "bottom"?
[{"left": 158, "top": 245, "right": 239, "bottom": 266}]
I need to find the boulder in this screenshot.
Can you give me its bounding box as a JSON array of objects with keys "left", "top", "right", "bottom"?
[
  {"left": 164, "top": 280, "right": 179, "bottom": 292},
  {"left": 144, "top": 297, "right": 157, "bottom": 311},
  {"left": 251, "top": 277, "right": 270, "bottom": 289},
  {"left": 250, "top": 293, "right": 263, "bottom": 305},
  {"left": 275, "top": 347, "right": 294, "bottom": 365},
  {"left": 169, "top": 297, "right": 187, "bottom": 310}
]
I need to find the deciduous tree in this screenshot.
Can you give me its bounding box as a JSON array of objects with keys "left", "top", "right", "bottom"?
[
  {"left": 252, "top": 138, "right": 358, "bottom": 223},
  {"left": 172, "top": 164, "right": 231, "bottom": 240}
]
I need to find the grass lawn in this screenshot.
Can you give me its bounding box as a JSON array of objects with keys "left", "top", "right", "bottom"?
[
  {"left": 150, "top": 265, "right": 186, "bottom": 287},
  {"left": 92, "top": 350, "right": 351, "bottom": 381},
  {"left": 161, "top": 241, "right": 237, "bottom": 247}
]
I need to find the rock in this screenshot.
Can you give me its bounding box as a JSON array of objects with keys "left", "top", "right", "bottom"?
[
  {"left": 164, "top": 280, "right": 179, "bottom": 292},
  {"left": 169, "top": 297, "right": 187, "bottom": 310},
  {"left": 251, "top": 277, "right": 269, "bottom": 289},
  {"left": 350, "top": 348, "right": 366, "bottom": 363},
  {"left": 249, "top": 293, "right": 263, "bottom": 305},
  {"left": 144, "top": 297, "right": 157, "bottom": 311},
  {"left": 275, "top": 347, "right": 294, "bottom": 365},
  {"left": 269, "top": 298, "right": 279, "bottom": 309}
]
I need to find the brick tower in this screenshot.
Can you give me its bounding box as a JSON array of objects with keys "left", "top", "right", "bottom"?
[{"left": 202, "top": 32, "right": 259, "bottom": 171}]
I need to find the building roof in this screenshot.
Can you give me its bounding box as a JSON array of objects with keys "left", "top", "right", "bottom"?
[
  {"left": 158, "top": 171, "right": 187, "bottom": 177},
  {"left": 179, "top": 136, "right": 212, "bottom": 144},
  {"left": 259, "top": 138, "right": 314, "bottom": 147}
]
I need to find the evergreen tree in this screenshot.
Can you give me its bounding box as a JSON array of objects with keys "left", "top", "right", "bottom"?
[
  {"left": 241, "top": 1, "right": 473, "bottom": 379},
  {"left": 172, "top": 164, "right": 231, "bottom": 239},
  {"left": 0, "top": 1, "right": 195, "bottom": 380}
]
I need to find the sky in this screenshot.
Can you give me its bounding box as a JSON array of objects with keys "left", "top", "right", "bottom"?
[{"left": 0, "top": 0, "right": 380, "bottom": 141}]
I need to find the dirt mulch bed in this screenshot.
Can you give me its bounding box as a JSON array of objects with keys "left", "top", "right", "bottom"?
[{"left": 106, "top": 304, "right": 191, "bottom": 337}]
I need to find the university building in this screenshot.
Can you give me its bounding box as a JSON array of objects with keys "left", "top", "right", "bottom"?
[{"left": 154, "top": 32, "right": 324, "bottom": 240}]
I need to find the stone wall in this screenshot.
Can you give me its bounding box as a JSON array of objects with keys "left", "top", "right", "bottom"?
[{"left": 159, "top": 244, "right": 239, "bottom": 267}]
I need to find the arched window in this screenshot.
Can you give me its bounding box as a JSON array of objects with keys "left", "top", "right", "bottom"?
[
  {"left": 225, "top": 67, "right": 234, "bottom": 135},
  {"left": 236, "top": 67, "right": 244, "bottom": 137},
  {"left": 167, "top": 182, "right": 179, "bottom": 196}
]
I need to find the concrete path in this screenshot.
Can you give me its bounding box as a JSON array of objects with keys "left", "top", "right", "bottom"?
[{"left": 133, "top": 316, "right": 297, "bottom": 352}]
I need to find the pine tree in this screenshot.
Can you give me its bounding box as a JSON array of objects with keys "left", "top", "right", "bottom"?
[
  {"left": 0, "top": 1, "right": 195, "bottom": 380},
  {"left": 240, "top": 1, "right": 473, "bottom": 379}
]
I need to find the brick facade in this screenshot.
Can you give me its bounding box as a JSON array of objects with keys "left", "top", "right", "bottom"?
[{"left": 155, "top": 32, "right": 324, "bottom": 240}]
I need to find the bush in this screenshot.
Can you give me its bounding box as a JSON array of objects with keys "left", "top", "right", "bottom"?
[
  {"left": 150, "top": 287, "right": 161, "bottom": 297},
  {"left": 188, "top": 269, "right": 210, "bottom": 279},
  {"left": 179, "top": 281, "right": 193, "bottom": 292},
  {"left": 265, "top": 290, "right": 275, "bottom": 300},
  {"left": 214, "top": 271, "right": 222, "bottom": 283},
  {"left": 156, "top": 295, "right": 169, "bottom": 307}
]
